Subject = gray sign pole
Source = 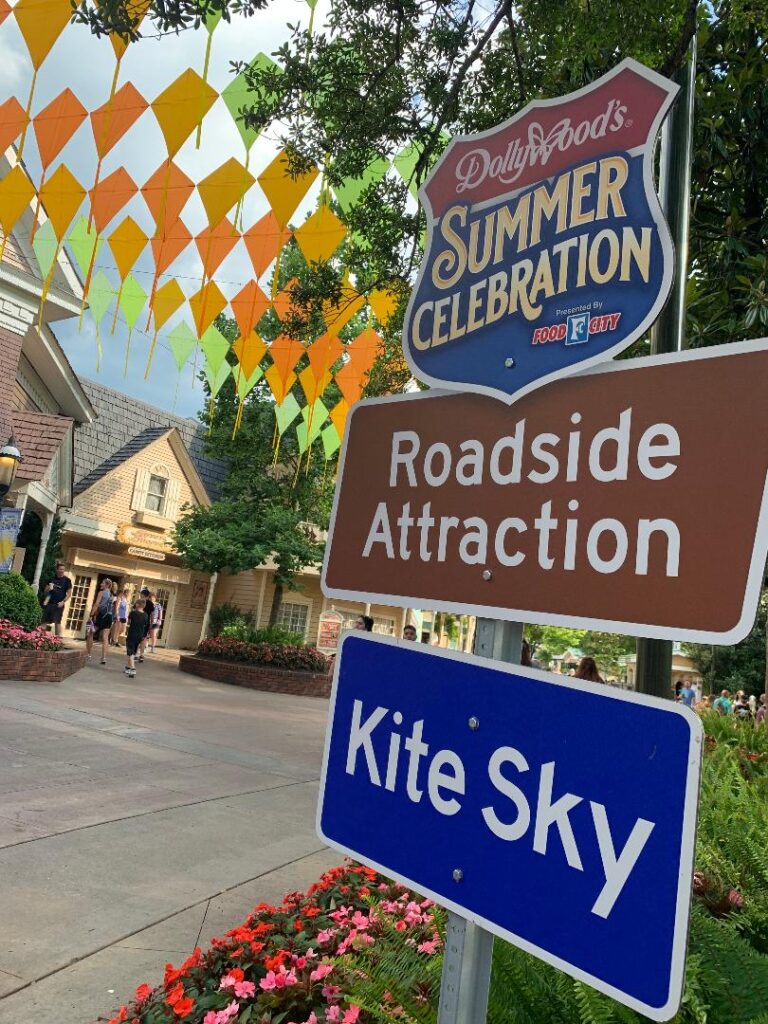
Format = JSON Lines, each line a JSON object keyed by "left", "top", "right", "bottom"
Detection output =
{"left": 635, "top": 36, "right": 696, "bottom": 699}
{"left": 437, "top": 619, "right": 523, "bottom": 1024}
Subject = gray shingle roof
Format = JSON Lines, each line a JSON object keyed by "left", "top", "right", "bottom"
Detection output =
{"left": 74, "top": 379, "right": 228, "bottom": 500}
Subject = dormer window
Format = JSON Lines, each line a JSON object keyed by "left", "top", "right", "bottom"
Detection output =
{"left": 146, "top": 473, "right": 167, "bottom": 514}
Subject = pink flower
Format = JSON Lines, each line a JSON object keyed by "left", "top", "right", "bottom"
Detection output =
{"left": 350, "top": 911, "right": 369, "bottom": 929}
{"left": 203, "top": 1014, "right": 217, "bottom": 1024}
{"left": 322, "top": 984, "right": 342, "bottom": 1001}
{"left": 394, "top": 920, "right": 407, "bottom": 931}
{"left": 317, "top": 928, "right": 336, "bottom": 945}
{"left": 216, "top": 1002, "right": 239, "bottom": 1024}
{"left": 728, "top": 888, "right": 744, "bottom": 908}
{"left": 310, "top": 963, "right": 333, "bottom": 982}
{"left": 233, "top": 980, "right": 255, "bottom": 998}
{"left": 326, "top": 1009, "right": 341, "bottom": 1023}
{"left": 418, "top": 938, "right": 440, "bottom": 955}
{"left": 259, "top": 966, "right": 297, "bottom": 991}
{"left": 342, "top": 1008, "right": 361, "bottom": 1024}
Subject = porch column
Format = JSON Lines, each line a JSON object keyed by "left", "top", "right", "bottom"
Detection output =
{"left": 31, "top": 510, "right": 54, "bottom": 591}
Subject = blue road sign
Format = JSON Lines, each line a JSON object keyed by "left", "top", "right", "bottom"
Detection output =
{"left": 317, "top": 634, "right": 702, "bottom": 1021}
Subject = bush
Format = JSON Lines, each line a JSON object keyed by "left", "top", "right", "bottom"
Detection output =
{"left": 0, "top": 572, "right": 42, "bottom": 629}
{"left": 207, "top": 602, "right": 254, "bottom": 638}
{"left": 0, "top": 619, "right": 63, "bottom": 650}
{"left": 221, "top": 623, "right": 306, "bottom": 647}
{"left": 198, "top": 635, "right": 329, "bottom": 672}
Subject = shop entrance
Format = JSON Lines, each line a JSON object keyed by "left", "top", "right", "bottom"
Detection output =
{"left": 137, "top": 579, "right": 176, "bottom": 647}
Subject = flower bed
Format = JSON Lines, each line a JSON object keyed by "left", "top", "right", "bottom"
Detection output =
{"left": 179, "top": 655, "right": 332, "bottom": 698}
{"left": 106, "top": 864, "right": 441, "bottom": 1024}
{"left": 0, "top": 619, "right": 64, "bottom": 650}
{"left": 198, "top": 636, "right": 329, "bottom": 673}
{"left": 0, "top": 620, "right": 84, "bottom": 682}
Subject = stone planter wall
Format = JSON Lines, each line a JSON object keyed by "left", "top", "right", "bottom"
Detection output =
{"left": 179, "top": 654, "right": 331, "bottom": 698}
{"left": 0, "top": 646, "right": 87, "bottom": 682}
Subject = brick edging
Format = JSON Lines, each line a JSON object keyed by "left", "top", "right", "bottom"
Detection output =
{"left": 179, "top": 654, "right": 331, "bottom": 698}
{"left": 0, "top": 646, "right": 87, "bottom": 682}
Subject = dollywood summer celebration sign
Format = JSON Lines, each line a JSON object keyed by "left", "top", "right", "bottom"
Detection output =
{"left": 403, "top": 58, "right": 679, "bottom": 403}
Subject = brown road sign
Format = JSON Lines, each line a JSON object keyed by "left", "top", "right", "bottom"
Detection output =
{"left": 322, "top": 339, "right": 768, "bottom": 643}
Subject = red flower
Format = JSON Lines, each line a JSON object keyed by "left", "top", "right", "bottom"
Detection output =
{"left": 173, "top": 996, "right": 195, "bottom": 1018}
{"left": 166, "top": 982, "right": 185, "bottom": 1006}
{"left": 134, "top": 983, "right": 153, "bottom": 1004}
{"left": 265, "top": 950, "right": 290, "bottom": 971}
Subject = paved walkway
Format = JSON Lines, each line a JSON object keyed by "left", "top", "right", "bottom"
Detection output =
{"left": 0, "top": 646, "right": 337, "bottom": 1023}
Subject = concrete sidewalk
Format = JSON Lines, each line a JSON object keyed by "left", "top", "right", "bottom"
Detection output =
{"left": 0, "top": 647, "right": 338, "bottom": 1023}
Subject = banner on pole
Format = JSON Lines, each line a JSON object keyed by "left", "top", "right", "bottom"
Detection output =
{"left": 0, "top": 508, "right": 23, "bottom": 573}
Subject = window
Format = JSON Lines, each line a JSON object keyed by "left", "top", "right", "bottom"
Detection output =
{"left": 276, "top": 602, "right": 309, "bottom": 637}
{"left": 145, "top": 474, "right": 167, "bottom": 514}
{"left": 65, "top": 575, "right": 92, "bottom": 632}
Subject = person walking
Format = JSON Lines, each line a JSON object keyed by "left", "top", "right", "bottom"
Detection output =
{"left": 679, "top": 681, "right": 696, "bottom": 708}
{"left": 124, "top": 598, "right": 148, "bottom": 679}
{"left": 757, "top": 694, "right": 767, "bottom": 725}
{"left": 138, "top": 588, "right": 154, "bottom": 662}
{"left": 148, "top": 593, "right": 163, "bottom": 652}
{"left": 41, "top": 562, "right": 72, "bottom": 636}
{"left": 574, "top": 656, "right": 604, "bottom": 683}
{"left": 111, "top": 587, "right": 130, "bottom": 647}
{"left": 712, "top": 689, "right": 733, "bottom": 716}
{"left": 86, "top": 579, "right": 114, "bottom": 665}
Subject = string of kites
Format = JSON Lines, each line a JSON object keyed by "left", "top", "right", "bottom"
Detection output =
{"left": 0, "top": 0, "right": 423, "bottom": 460}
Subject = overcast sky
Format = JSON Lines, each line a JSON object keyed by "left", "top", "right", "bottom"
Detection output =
{"left": 0, "top": 0, "right": 327, "bottom": 418}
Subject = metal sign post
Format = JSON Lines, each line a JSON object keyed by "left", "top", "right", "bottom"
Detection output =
{"left": 437, "top": 619, "right": 523, "bottom": 1024}
{"left": 636, "top": 37, "right": 696, "bottom": 699}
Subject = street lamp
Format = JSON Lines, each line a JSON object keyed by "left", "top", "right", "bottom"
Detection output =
{"left": 0, "top": 436, "right": 22, "bottom": 502}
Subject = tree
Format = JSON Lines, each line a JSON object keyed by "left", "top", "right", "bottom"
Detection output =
{"left": 173, "top": 315, "right": 333, "bottom": 624}
{"left": 685, "top": 594, "right": 767, "bottom": 697}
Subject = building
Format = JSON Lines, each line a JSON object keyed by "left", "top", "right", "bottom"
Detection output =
{"left": 54, "top": 378, "right": 410, "bottom": 651}
{"left": 0, "top": 149, "right": 96, "bottom": 583}
{"left": 622, "top": 643, "right": 702, "bottom": 690}
{"left": 57, "top": 379, "right": 226, "bottom": 648}
{"left": 550, "top": 648, "right": 584, "bottom": 673}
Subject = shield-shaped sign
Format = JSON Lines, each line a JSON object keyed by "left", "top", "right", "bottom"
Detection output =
{"left": 403, "top": 59, "right": 679, "bottom": 404}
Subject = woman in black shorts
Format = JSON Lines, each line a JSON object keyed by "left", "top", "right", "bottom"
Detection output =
{"left": 86, "top": 579, "right": 114, "bottom": 665}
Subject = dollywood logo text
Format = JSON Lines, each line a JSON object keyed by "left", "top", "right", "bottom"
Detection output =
{"left": 454, "top": 99, "right": 629, "bottom": 193}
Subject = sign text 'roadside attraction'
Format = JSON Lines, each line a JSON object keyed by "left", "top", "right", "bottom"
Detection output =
{"left": 323, "top": 340, "right": 768, "bottom": 644}
{"left": 318, "top": 635, "right": 703, "bottom": 1021}
{"left": 403, "top": 58, "right": 678, "bottom": 403}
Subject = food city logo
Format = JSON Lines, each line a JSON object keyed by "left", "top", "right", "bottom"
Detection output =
{"left": 532, "top": 310, "right": 621, "bottom": 346}
{"left": 403, "top": 59, "right": 679, "bottom": 404}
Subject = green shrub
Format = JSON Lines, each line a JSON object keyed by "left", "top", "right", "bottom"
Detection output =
{"left": 220, "top": 622, "right": 305, "bottom": 647}
{"left": 207, "top": 601, "right": 254, "bottom": 637}
{"left": 0, "top": 572, "right": 42, "bottom": 629}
